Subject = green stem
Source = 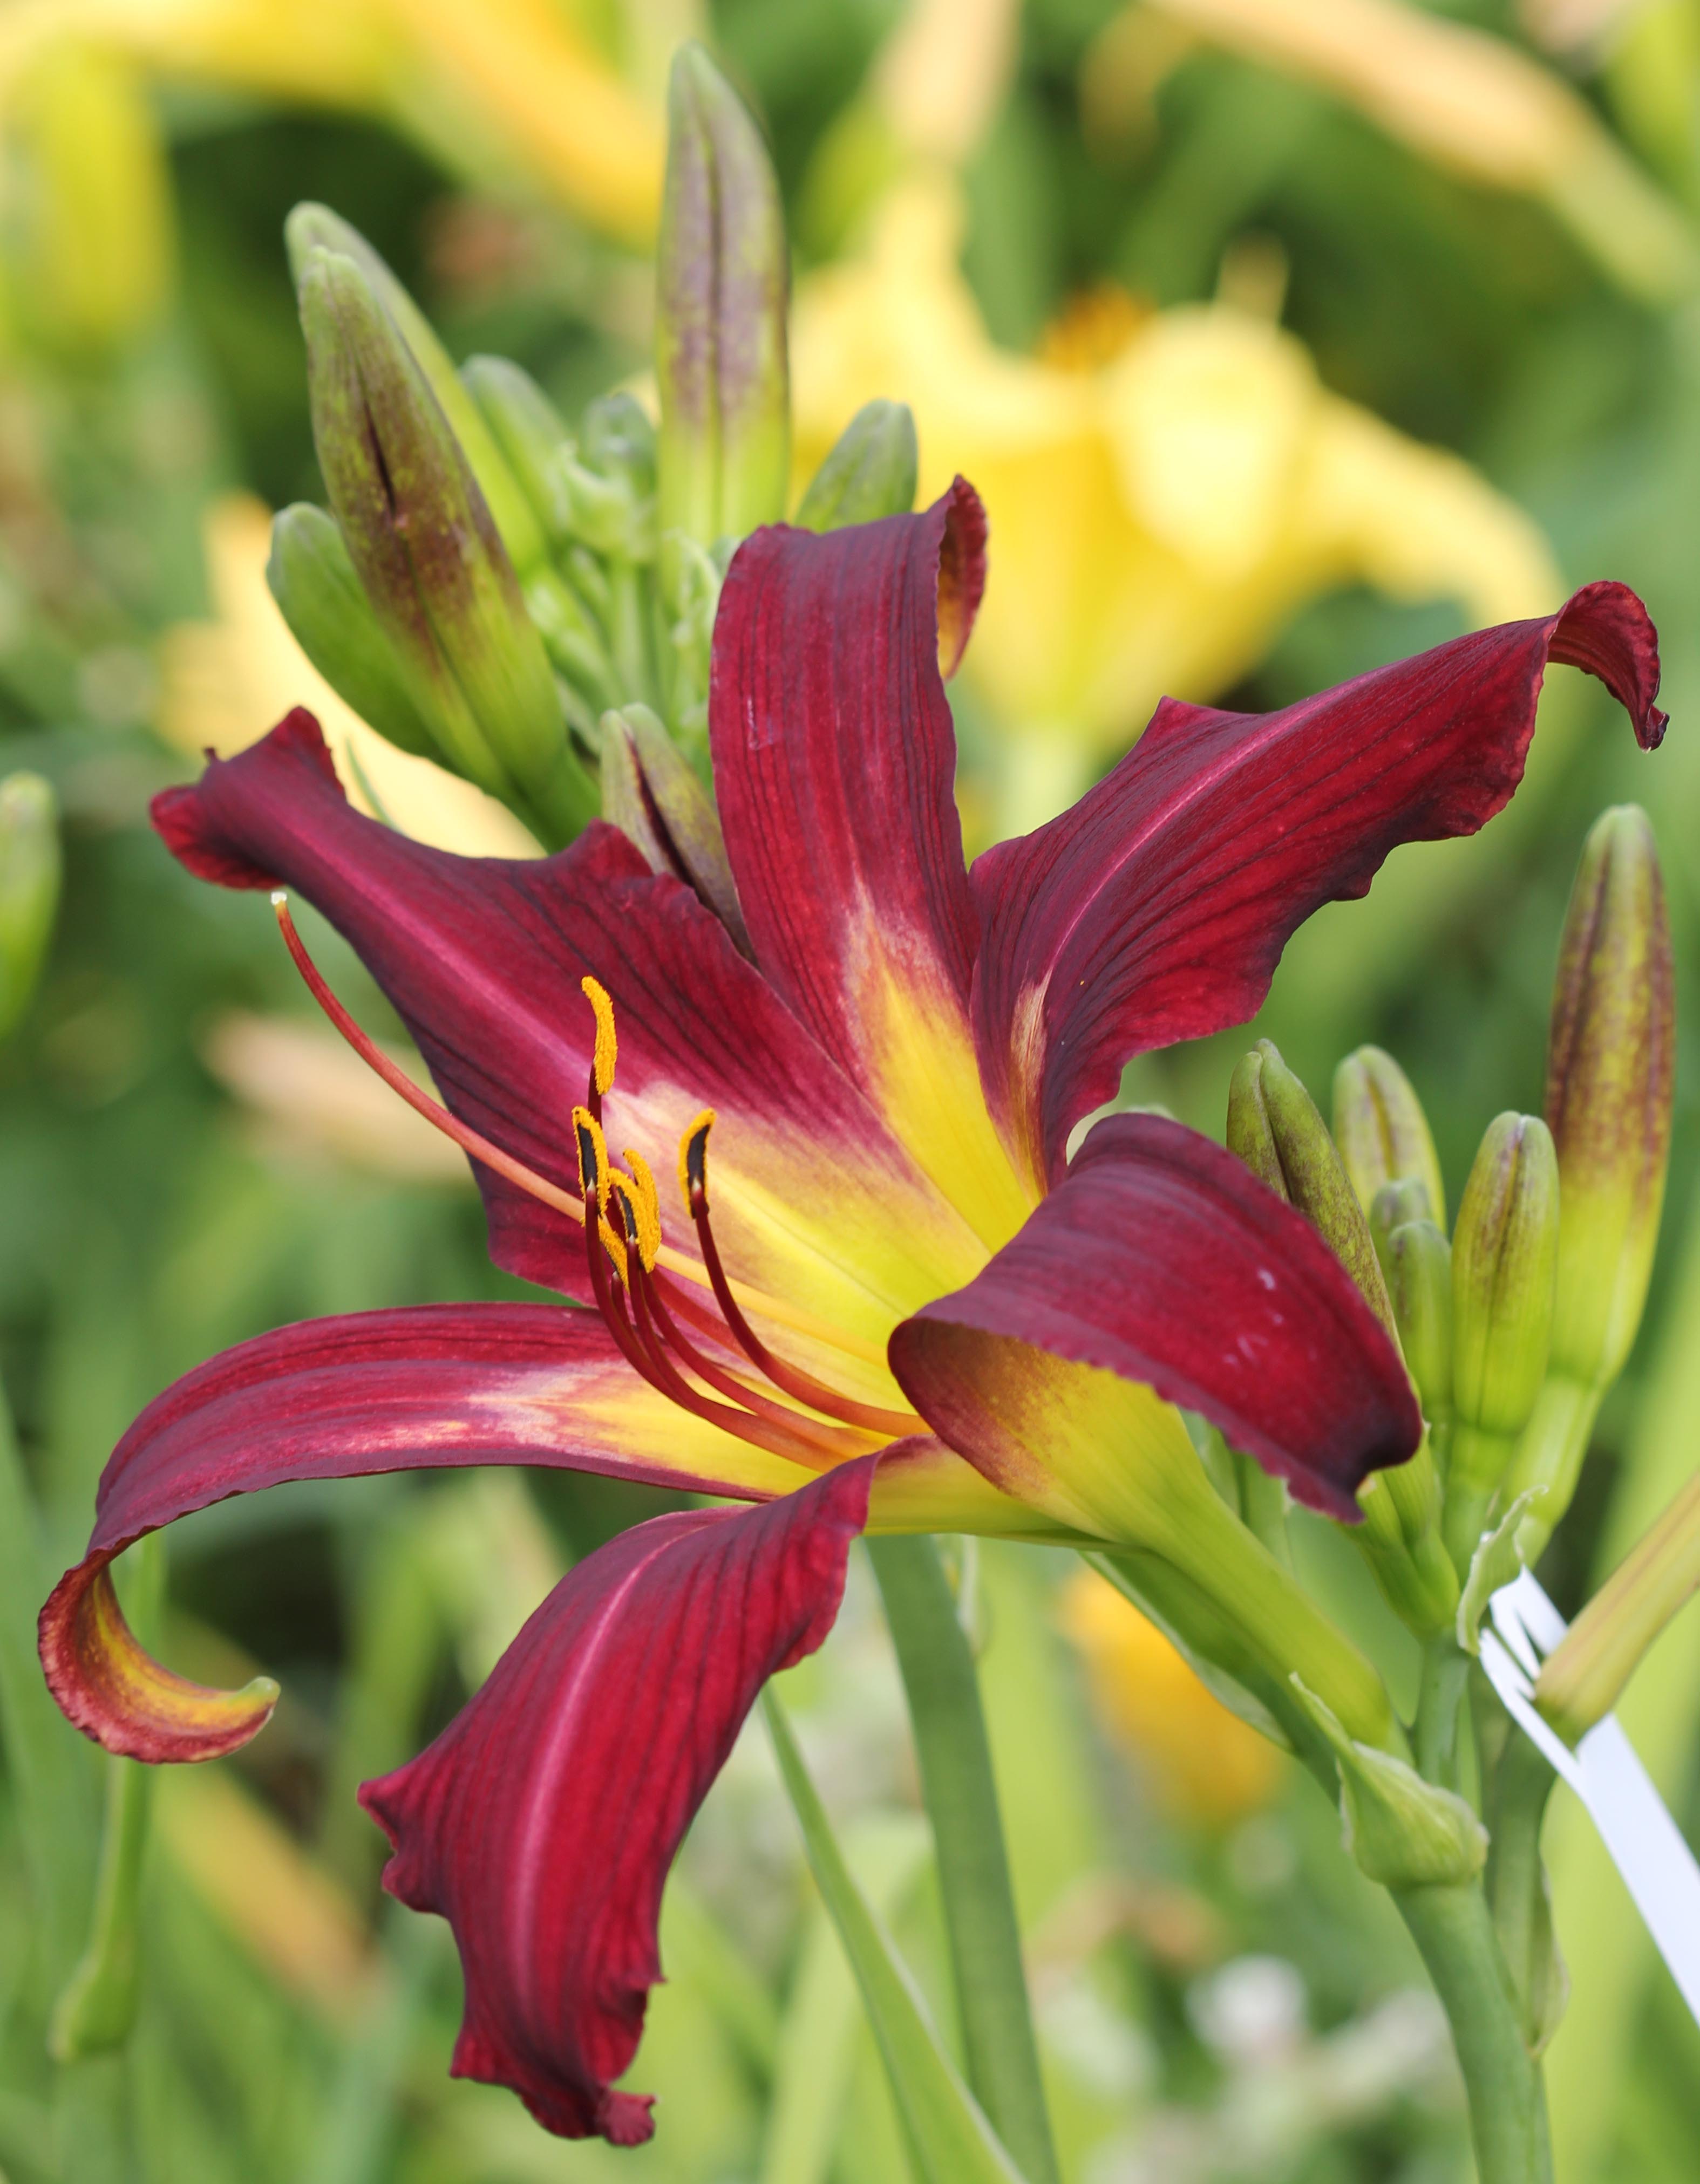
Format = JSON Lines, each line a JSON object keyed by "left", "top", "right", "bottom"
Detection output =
{"left": 49, "top": 1537, "right": 164, "bottom": 2060}
{"left": 1396, "top": 1881, "right": 1551, "bottom": 2184}
{"left": 867, "top": 1537, "right": 1059, "bottom": 2184}
{"left": 0, "top": 1374, "right": 96, "bottom": 1976}
{"left": 1415, "top": 1636, "right": 1473, "bottom": 1794}
{"left": 1486, "top": 1726, "right": 1562, "bottom": 2049}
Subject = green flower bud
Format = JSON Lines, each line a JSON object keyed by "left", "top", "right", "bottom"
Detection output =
{"left": 656, "top": 44, "right": 789, "bottom": 558}
{"left": 1536, "top": 1472, "right": 1700, "bottom": 1745}
{"left": 460, "top": 354, "right": 579, "bottom": 552}
{"left": 1291, "top": 1680, "right": 1487, "bottom": 1890}
{"left": 1384, "top": 1218, "right": 1453, "bottom": 1435}
{"left": 285, "top": 204, "right": 544, "bottom": 576}
{"left": 1355, "top": 1471, "right": 1459, "bottom": 1636}
{"left": 267, "top": 505, "right": 438, "bottom": 759}
{"left": 794, "top": 400, "right": 919, "bottom": 531}
{"left": 1446, "top": 1115, "right": 1558, "bottom": 1567}
{"left": 298, "top": 248, "right": 595, "bottom": 845}
{"left": 1230, "top": 1043, "right": 1452, "bottom": 1630}
{"left": 1506, "top": 808, "right": 1673, "bottom": 1558}
{"left": 1545, "top": 807, "right": 1673, "bottom": 1389}
{"left": 0, "top": 773, "right": 60, "bottom": 1038}
{"left": 1334, "top": 1045, "right": 1446, "bottom": 1229}
{"left": 567, "top": 394, "right": 659, "bottom": 564}
{"left": 1369, "top": 1177, "right": 1434, "bottom": 1284}
{"left": 600, "top": 704, "right": 749, "bottom": 949}
{"left": 1229, "top": 1040, "right": 1395, "bottom": 1336}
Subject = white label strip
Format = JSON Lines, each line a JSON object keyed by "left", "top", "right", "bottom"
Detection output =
{"left": 1480, "top": 1569, "right": 1700, "bottom": 2025}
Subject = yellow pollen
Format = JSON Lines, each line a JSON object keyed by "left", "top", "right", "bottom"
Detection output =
{"left": 678, "top": 1109, "right": 716, "bottom": 1217}
{"left": 620, "top": 1149, "right": 663, "bottom": 1271}
{"left": 572, "top": 1104, "right": 612, "bottom": 1209}
{"left": 581, "top": 977, "right": 617, "bottom": 1096}
{"left": 603, "top": 1179, "right": 642, "bottom": 1284}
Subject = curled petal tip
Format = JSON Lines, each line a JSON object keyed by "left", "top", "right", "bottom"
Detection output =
{"left": 936, "top": 476, "right": 987, "bottom": 679}
{"left": 1551, "top": 581, "right": 1667, "bottom": 749}
{"left": 39, "top": 1554, "right": 279, "bottom": 1764}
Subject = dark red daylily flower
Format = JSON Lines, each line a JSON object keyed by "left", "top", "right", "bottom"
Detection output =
{"left": 39, "top": 479, "right": 1662, "bottom": 2141}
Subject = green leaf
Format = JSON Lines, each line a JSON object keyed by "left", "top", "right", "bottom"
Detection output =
{"left": 759, "top": 1810, "right": 929, "bottom": 2184}
{"left": 761, "top": 1690, "right": 1032, "bottom": 2184}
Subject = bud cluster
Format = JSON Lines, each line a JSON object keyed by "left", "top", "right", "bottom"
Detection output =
{"left": 1221, "top": 807, "right": 1673, "bottom": 1659}
{"left": 268, "top": 45, "right": 921, "bottom": 853}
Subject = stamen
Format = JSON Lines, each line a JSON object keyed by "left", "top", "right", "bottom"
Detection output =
{"left": 270, "top": 892, "right": 586, "bottom": 1228}
{"left": 581, "top": 976, "right": 617, "bottom": 1102}
{"left": 270, "top": 892, "right": 886, "bottom": 1364}
{"left": 679, "top": 1109, "right": 716, "bottom": 1217}
{"left": 572, "top": 1105, "right": 613, "bottom": 1210}
{"left": 673, "top": 1116, "right": 924, "bottom": 1439}
{"left": 617, "top": 1151, "right": 662, "bottom": 1272}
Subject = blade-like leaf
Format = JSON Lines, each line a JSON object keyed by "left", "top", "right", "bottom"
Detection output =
{"left": 761, "top": 1690, "right": 1031, "bottom": 2184}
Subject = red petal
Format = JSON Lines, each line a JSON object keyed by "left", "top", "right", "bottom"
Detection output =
{"left": 971, "top": 583, "right": 1666, "bottom": 1187}
{"left": 711, "top": 486, "right": 1029, "bottom": 1242}
{"left": 890, "top": 1113, "right": 1422, "bottom": 1520}
{"left": 151, "top": 711, "right": 988, "bottom": 1332}
{"left": 40, "top": 1304, "right": 816, "bottom": 1762}
{"left": 359, "top": 1457, "right": 876, "bottom": 2142}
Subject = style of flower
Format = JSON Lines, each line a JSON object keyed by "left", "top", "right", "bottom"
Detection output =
{"left": 38, "top": 482, "right": 1662, "bottom": 2143}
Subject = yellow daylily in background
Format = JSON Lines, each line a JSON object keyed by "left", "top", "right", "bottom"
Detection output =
{"left": 792, "top": 174, "right": 1562, "bottom": 830}
{"left": 0, "top": 0, "right": 669, "bottom": 245}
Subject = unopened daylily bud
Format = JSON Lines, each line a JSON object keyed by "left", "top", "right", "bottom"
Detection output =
{"left": 794, "top": 400, "right": 919, "bottom": 531}
{"left": 1369, "top": 1178, "right": 1434, "bottom": 1282}
{"left": 600, "top": 705, "right": 749, "bottom": 950}
{"left": 1356, "top": 1470, "right": 1458, "bottom": 1635}
{"left": 1383, "top": 1219, "right": 1452, "bottom": 1435}
{"left": 560, "top": 394, "right": 658, "bottom": 564}
{"left": 0, "top": 773, "right": 60, "bottom": 1037}
{"left": 1334, "top": 1046, "right": 1446, "bottom": 1230}
{"left": 1544, "top": 807, "right": 1673, "bottom": 1389}
{"left": 267, "top": 505, "right": 438, "bottom": 759}
{"left": 1536, "top": 1472, "right": 1700, "bottom": 1745}
{"left": 1291, "top": 1680, "right": 1487, "bottom": 1890}
{"left": 1229, "top": 1045, "right": 1452, "bottom": 1629}
{"left": 460, "top": 354, "right": 579, "bottom": 553}
{"left": 285, "top": 204, "right": 545, "bottom": 576}
{"left": 656, "top": 44, "right": 789, "bottom": 555}
{"left": 1506, "top": 808, "right": 1674, "bottom": 1556}
{"left": 1447, "top": 1115, "right": 1559, "bottom": 1568}
{"left": 298, "top": 248, "right": 595, "bottom": 845}
{"left": 1229, "top": 1042, "right": 1394, "bottom": 1336}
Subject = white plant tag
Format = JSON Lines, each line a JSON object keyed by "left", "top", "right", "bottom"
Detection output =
{"left": 1479, "top": 1569, "right": 1700, "bottom": 2026}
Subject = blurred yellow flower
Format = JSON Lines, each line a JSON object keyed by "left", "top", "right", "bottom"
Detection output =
{"left": 158, "top": 492, "right": 539, "bottom": 859}
{"left": 0, "top": 0, "right": 665, "bottom": 244}
{"left": 0, "top": 37, "right": 174, "bottom": 358}
{"left": 201, "top": 1009, "right": 470, "bottom": 1182}
{"left": 1059, "top": 1568, "right": 1283, "bottom": 1826}
{"left": 791, "top": 175, "right": 1562, "bottom": 830}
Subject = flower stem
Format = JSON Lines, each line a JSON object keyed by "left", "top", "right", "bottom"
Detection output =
{"left": 1486, "top": 1725, "right": 1562, "bottom": 2048}
{"left": 1395, "top": 1880, "right": 1552, "bottom": 2184}
{"left": 1415, "top": 1635, "right": 1473, "bottom": 1794}
{"left": 867, "top": 1536, "right": 1059, "bottom": 2184}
